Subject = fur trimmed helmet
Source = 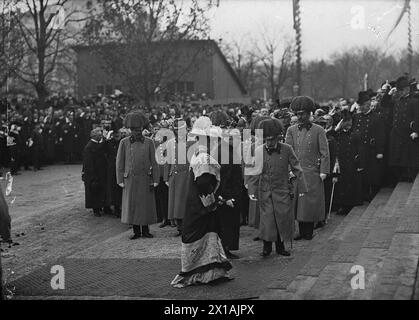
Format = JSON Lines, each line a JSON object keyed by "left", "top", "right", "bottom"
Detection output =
{"left": 290, "top": 96, "right": 315, "bottom": 113}
{"left": 124, "top": 111, "right": 148, "bottom": 129}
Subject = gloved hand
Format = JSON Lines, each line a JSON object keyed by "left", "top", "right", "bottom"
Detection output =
{"left": 118, "top": 183, "right": 125, "bottom": 188}
{"left": 226, "top": 199, "right": 235, "bottom": 208}
{"left": 410, "top": 132, "right": 418, "bottom": 140}
{"left": 320, "top": 173, "right": 327, "bottom": 181}
{"left": 376, "top": 154, "right": 384, "bottom": 159}
{"left": 248, "top": 194, "right": 257, "bottom": 201}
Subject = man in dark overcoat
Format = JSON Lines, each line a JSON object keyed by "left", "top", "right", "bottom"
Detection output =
{"left": 352, "top": 91, "right": 386, "bottom": 201}
{"left": 82, "top": 128, "right": 107, "bottom": 216}
{"left": 388, "top": 76, "right": 419, "bottom": 181}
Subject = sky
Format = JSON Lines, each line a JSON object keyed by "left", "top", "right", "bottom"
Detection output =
{"left": 208, "top": 0, "right": 418, "bottom": 61}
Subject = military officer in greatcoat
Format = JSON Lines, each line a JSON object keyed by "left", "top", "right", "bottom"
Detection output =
{"left": 352, "top": 91, "right": 386, "bottom": 201}
{"left": 286, "top": 96, "right": 330, "bottom": 241}
{"left": 116, "top": 111, "right": 159, "bottom": 239}
{"left": 248, "top": 118, "right": 307, "bottom": 256}
{"left": 388, "top": 76, "right": 419, "bottom": 181}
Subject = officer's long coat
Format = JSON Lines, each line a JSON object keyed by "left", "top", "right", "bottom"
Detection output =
{"left": 334, "top": 130, "right": 364, "bottom": 207}
{"left": 243, "top": 137, "right": 261, "bottom": 229}
{"left": 389, "top": 93, "right": 419, "bottom": 168}
{"left": 285, "top": 123, "right": 330, "bottom": 223}
{"left": 247, "top": 143, "right": 307, "bottom": 243}
{"left": 116, "top": 136, "right": 159, "bottom": 226}
{"left": 352, "top": 110, "right": 386, "bottom": 186}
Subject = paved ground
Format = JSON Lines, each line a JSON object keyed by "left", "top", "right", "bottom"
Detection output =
{"left": 4, "top": 164, "right": 413, "bottom": 300}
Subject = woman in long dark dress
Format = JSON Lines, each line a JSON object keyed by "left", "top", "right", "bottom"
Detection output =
{"left": 171, "top": 117, "right": 232, "bottom": 288}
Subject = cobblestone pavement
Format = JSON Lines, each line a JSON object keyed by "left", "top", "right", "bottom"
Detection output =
{"left": 1, "top": 164, "right": 349, "bottom": 299}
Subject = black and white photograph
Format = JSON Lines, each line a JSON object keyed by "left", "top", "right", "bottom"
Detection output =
{"left": 1, "top": 0, "right": 419, "bottom": 307}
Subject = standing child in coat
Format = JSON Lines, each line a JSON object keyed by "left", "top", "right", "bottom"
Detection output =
{"left": 247, "top": 118, "right": 307, "bottom": 257}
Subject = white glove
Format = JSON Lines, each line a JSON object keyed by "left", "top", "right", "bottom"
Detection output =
{"left": 410, "top": 132, "right": 418, "bottom": 140}
{"left": 118, "top": 183, "right": 125, "bottom": 188}
{"left": 357, "top": 168, "right": 364, "bottom": 172}
{"left": 153, "top": 182, "right": 159, "bottom": 187}
{"left": 199, "top": 193, "right": 216, "bottom": 208}
{"left": 376, "top": 154, "right": 384, "bottom": 159}
{"left": 248, "top": 194, "right": 257, "bottom": 201}
{"left": 244, "top": 184, "right": 248, "bottom": 190}
{"left": 320, "top": 173, "right": 327, "bottom": 181}
{"left": 332, "top": 177, "right": 338, "bottom": 184}
{"left": 299, "top": 193, "right": 305, "bottom": 197}
{"left": 165, "top": 181, "right": 169, "bottom": 187}
{"left": 226, "top": 199, "right": 235, "bottom": 208}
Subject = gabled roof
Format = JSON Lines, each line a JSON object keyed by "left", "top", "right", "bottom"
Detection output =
{"left": 73, "top": 39, "right": 247, "bottom": 95}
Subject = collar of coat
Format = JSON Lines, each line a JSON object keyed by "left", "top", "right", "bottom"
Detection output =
{"left": 298, "top": 122, "right": 313, "bottom": 131}
{"left": 265, "top": 142, "right": 281, "bottom": 155}
{"left": 130, "top": 134, "right": 144, "bottom": 143}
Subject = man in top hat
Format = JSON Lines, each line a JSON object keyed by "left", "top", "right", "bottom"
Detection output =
{"left": 352, "top": 91, "right": 386, "bottom": 201}
{"left": 388, "top": 76, "right": 419, "bottom": 181}
{"left": 286, "top": 96, "right": 330, "bottom": 241}
{"left": 116, "top": 111, "right": 159, "bottom": 239}
{"left": 247, "top": 118, "right": 307, "bottom": 256}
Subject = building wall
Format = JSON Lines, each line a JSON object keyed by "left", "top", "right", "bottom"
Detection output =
{"left": 76, "top": 41, "right": 249, "bottom": 104}
{"left": 212, "top": 50, "right": 249, "bottom": 102}
{"left": 76, "top": 49, "right": 125, "bottom": 99}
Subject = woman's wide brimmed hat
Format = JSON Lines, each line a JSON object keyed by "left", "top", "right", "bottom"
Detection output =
{"left": 189, "top": 116, "right": 222, "bottom": 138}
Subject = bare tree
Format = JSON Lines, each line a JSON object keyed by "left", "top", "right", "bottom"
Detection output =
{"left": 82, "top": 0, "right": 217, "bottom": 107}
{"left": 15, "top": 0, "right": 88, "bottom": 108}
{"left": 252, "top": 31, "right": 294, "bottom": 100}
{"left": 220, "top": 37, "right": 258, "bottom": 96}
{"left": 0, "top": 0, "right": 24, "bottom": 91}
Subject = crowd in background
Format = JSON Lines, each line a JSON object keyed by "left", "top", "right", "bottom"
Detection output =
{"left": 1, "top": 75, "right": 419, "bottom": 206}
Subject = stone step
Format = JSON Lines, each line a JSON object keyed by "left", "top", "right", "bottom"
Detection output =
{"left": 372, "top": 174, "right": 419, "bottom": 300}
{"left": 302, "top": 186, "right": 402, "bottom": 300}
{"left": 261, "top": 189, "right": 391, "bottom": 299}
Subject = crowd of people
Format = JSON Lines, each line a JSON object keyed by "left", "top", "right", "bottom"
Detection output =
{"left": 1, "top": 74, "right": 419, "bottom": 289}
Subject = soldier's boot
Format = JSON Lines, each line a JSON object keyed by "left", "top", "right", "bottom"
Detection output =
{"left": 275, "top": 236, "right": 290, "bottom": 256}
{"left": 130, "top": 225, "right": 141, "bottom": 240}
{"left": 141, "top": 225, "right": 153, "bottom": 238}
{"left": 260, "top": 241, "right": 272, "bottom": 257}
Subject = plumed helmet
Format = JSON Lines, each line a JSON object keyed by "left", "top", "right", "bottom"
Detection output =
{"left": 290, "top": 96, "right": 315, "bottom": 113}
{"left": 258, "top": 118, "right": 283, "bottom": 138}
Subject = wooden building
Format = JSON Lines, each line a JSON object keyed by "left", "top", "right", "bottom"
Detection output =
{"left": 74, "top": 40, "right": 250, "bottom": 105}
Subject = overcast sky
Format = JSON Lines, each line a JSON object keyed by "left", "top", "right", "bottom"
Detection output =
{"left": 208, "top": 0, "right": 418, "bottom": 61}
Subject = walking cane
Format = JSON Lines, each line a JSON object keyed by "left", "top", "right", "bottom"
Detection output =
{"left": 327, "top": 179, "right": 336, "bottom": 222}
